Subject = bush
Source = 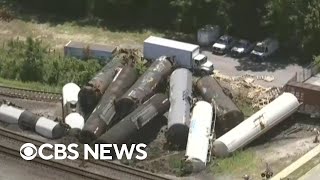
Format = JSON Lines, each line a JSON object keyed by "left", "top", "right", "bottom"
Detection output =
{"left": 0, "top": 37, "right": 102, "bottom": 86}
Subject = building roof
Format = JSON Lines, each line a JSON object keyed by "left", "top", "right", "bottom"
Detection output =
{"left": 65, "top": 41, "right": 117, "bottom": 53}
{"left": 144, "top": 36, "right": 199, "bottom": 52}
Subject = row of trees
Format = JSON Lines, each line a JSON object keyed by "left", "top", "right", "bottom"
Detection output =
{"left": 13, "top": 0, "right": 320, "bottom": 57}
{"left": 0, "top": 37, "right": 102, "bottom": 86}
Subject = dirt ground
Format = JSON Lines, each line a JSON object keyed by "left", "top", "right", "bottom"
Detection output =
{"left": 0, "top": 18, "right": 147, "bottom": 52}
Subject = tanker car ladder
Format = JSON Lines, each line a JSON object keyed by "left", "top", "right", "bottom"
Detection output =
{"left": 207, "top": 98, "right": 218, "bottom": 163}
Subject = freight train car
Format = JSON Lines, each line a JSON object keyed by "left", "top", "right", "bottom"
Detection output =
{"left": 0, "top": 104, "right": 66, "bottom": 139}
{"left": 62, "top": 83, "right": 84, "bottom": 135}
{"left": 97, "top": 93, "right": 170, "bottom": 144}
{"left": 115, "top": 56, "right": 173, "bottom": 119}
{"left": 212, "top": 93, "right": 300, "bottom": 157}
{"left": 185, "top": 101, "right": 213, "bottom": 172}
{"left": 62, "top": 82, "right": 81, "bottom": 117}
{"left": 195, "top": 76, "right": 244, "bottom": 135}
{"left": 80, "top": 66, "right": 138, "bottom": 143}
{"left": 167, "top": 68, "right": 192, "bottom": 146}
{"left": 78, "top": 59, "right": 123, "bottom": 117}
{"left": 65, "top": 113, "right": 85, "bottom": 135}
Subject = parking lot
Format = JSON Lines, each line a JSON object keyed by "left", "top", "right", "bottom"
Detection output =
{"left": 202, "top": 50, "right": 304, "bottom": 87}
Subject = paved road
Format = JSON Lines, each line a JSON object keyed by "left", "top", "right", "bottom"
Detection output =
{"left": 298, "top": 163, "right": 320, "bottom": 180}
{"left": 202, "top": 50, "right": 304, "bottom": 87}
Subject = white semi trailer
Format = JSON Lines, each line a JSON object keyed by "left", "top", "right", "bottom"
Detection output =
{"left": 143, "top": 36, "right": 214, "bottom": 75}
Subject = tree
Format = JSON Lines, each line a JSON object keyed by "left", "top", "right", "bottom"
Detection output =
{"left": 20, "top": 37, "right": 46, "bottom": 82}
{"left": 303, "top": 0, "right": 320, "bottom": 55}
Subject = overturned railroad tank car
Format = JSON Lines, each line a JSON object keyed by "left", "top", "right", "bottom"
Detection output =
{"left": 62, "top": 82, "right": 81, "bottom": 119}
{"left": 78, "top": 58, "right": 123, "bottom": 117}
{"left": 195, "top": 76, "right": 244, "bottom": 134}
{"left": 0, "top": 104, "right": 66, "bottom": 139}
{"left": 80, "top": 66, "right": 138, "bottom": 143}
{"left": 65, "top": 112, "right": 85, "bottom": 135}
{"left": 185, "top": 101, "right": 213, "bottom": 173}
{"left": 167, "top": 68, "right": 192, "bottom": 147}
{"left": 115, "top": 56, "right": 173, "bottom": 119}
{"left": 97, "top": 93, "right": 169, "bottom": 144}
{"left": 62, "top": 83, "right": 84, "bottom": 135}
{"left": 212, "top": 92, "right": 300, "bottom": 157}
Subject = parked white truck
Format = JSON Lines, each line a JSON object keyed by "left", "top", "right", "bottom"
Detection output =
{"left": 250, "top": 38, "right": 279, "bottom": 60}
{"left": 143, "top": 36, "right": 214, "bottom": 75}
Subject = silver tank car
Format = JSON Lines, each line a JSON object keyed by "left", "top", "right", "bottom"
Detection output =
{"left": 167, "top": 68, "right": 192, "bottom": 146}
{"left": 0, "top": 104, "right": 66, "bottom": 139}
{"left": 212, "top": 93, "right": 300, "bottom": 157}
{"left": 78, "top": 58, "right": 123, "bottom": 117}
{"left": 185, "top": 101, "right": 213, "bottom": 173}
{"left": 116, "top": 56, "right": 173, "bottom": 119}
{"left": 0, "top": 104, "right": 24, "bottom": 124}
{"left": 80, "top": 66, "right": 138, "bottom": 143}
{"left": 195, "top": 76, "right": 244, "bottom": 135}
{"left": 97, "top": 93, "right": 169, "bottom": 144}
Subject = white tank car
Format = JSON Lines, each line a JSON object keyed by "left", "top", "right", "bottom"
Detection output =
{"left": 65, "top": 112, "right": 85, "bottom": 132}
{"left": 62, "top": 82, "right": 81, "bottom": 118}
{"left": 167, "top": 68, "right": 192, "bottom": 146}
{"left": 34, "top": 117, "right": 65, "bottom": 139}
{"left": 0, "top": 104, "right": 66, "bottom": 139}
{"left": 185, "top": 101, "right": 213, "bottom": 171}
{"left": 0, "top": 104, "right": 24, "bottom": 124}
{"left": 212, "top": 93, "right": 300, "bottom": 157}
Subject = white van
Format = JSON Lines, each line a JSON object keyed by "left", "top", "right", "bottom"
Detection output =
{"left": 250, "top": 38, "right": 279, "bottom": 60}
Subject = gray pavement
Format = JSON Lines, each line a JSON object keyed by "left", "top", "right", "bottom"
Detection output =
{"left": 202, "top": 50, "right": 304, "bottom": 87}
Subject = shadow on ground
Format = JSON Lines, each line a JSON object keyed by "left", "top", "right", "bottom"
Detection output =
{"left": 235, "top": 51, "right": 309, "bottom": 72}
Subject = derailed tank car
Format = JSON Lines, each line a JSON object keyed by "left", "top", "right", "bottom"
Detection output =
{"left": 212, "top": 93, "right": 300, "bottom": 157}
{"left": 195, "top": 76, "right": 244, "bottom": 134}
{"left": 78, "top": 58, "right": 123, "bottom": 117}
{"left": 116, "top": 56, "right": 173, "bottom": 119}
{"left": 167, "top": 68, "right": 192, "bottom": 146}
{"left": 0, "top": 103, "right": 24, "bottom": 124}
{"left": 62, "top": 82, "right": 81, "bottom": 118}
{"left": 80, "top": 66, "right": 138, "bottom": 143}
{"left": 65, "top": 113, "right": 85, "bottom": 135}
{"left": 0, "top": 104, "right": 66, "bottom": 139}
{"left": 185, "top": 101, "right": 213, "bottom": 172}
{"left": 97, "top": 93, "right": 169, "bottom": 144}
{"left": 62, "top": 83, "right": 84, "bottom": 135}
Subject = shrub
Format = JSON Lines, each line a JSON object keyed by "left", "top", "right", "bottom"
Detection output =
{"left": 0, "top": 37, "right": 102, "bottom": 86}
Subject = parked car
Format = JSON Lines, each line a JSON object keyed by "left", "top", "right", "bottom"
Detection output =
{"left": 230, "top": 39, "right": 255, "bottom": 57}
{"left": 212, "top": 35, "right": 236, "bottom": 55}
{"left": 250, "top": 38, "right": 279, "bottom": 60}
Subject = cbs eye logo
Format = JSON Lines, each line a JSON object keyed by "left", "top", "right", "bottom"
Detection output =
{"left": 20, "top": 143, "right": 37, "bottom": 160}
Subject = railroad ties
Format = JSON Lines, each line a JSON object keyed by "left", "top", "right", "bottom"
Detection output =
{"left": 0, "top": 85, "right": 62, "bottom": 102}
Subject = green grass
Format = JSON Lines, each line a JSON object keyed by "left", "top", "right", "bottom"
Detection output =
{"left": 0, "top": 19, "right": 165, "bottom": 48}
{"left": 0, "top": 77, "right": 61, "bottom": 93}
{"left": 237, "top": 101, "right": 258, "bottom": 118}
{"left": 168, "top": 153, "right": 185, "bottom": 170}
{"left": 211, "top": 150, "right": 260, "bottom": 175}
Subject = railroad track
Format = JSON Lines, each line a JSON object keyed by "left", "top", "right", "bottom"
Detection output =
{"left": 0, "top": 85, "right": 62, "bottom": 102}
{"left": 0, "top": 127, "right": 170, "bottom": 180}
